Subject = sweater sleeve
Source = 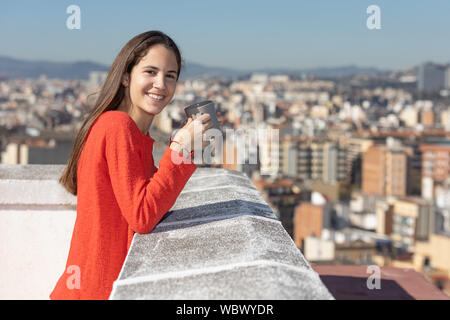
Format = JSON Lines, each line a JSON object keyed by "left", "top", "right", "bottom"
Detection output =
{"left": 105, "top": 120, "right": 197, "bottom": 234}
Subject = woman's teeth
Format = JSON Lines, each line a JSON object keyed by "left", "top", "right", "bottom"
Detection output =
{"left": 147, "top": 93, "right": 164, "bottom": 100}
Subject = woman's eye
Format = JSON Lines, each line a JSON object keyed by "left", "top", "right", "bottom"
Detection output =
{"left": 145, "top": 71, "right": 175, "bottom": 79}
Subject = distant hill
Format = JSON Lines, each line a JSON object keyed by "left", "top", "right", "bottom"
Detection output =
{"left": 0, "top": 55, "right": 388, "bottom": 80}
{"left": 181, "top": 62, "right": 247, "bottom": 79}
{"left": 0, "top": 56, "right": 109, "bottom": 79}
{"left": 299, "top": 65, "right": 387, "bottom": 78}
{"left": 182, "top": 63, "right": 388, "bottom": 79}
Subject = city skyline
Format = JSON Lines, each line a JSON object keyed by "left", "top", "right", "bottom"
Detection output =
{"left": 1, "top": 1, "right": 450, "bottom": 71}
{"left": 1, "top": 42, "right": 450, "bottom": 298}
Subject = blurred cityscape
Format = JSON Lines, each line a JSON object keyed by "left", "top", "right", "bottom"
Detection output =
{"left": 1, "top": 61, "right": 449, "bottom": 296}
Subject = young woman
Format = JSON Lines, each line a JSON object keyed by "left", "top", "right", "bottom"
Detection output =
{"left": 50, "top": 30, "right": 213, "bottom": 300}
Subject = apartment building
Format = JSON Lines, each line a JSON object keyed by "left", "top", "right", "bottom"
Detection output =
{"left": 420, "top": 142, "right": 450, "bottom": 199}
{"left": 281, "top": 137, "right": 346, "bottom": 184}
{"left": 362, "top": 145, "right": 412, "bottom": 197}
{"left": 391, "top": 198, "right": 434, "bottom": 250}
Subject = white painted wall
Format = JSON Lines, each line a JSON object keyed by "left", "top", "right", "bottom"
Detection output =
{"left": 0, "top": 165, "right": 76, "bottom": 299}
{"left": 0, "top": 209, "right": 75, "bottom": 299}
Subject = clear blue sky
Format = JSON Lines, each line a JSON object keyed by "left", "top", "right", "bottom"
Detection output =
{"left": 1, "top": 0, "right": 449, "bottom": 70}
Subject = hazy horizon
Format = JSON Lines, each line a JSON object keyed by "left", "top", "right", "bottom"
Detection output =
{"left": 1, "top": 1, "right": 450, "bottom": 71}
{"left": 0, "top": 54, "right": 412, "bottom": 72}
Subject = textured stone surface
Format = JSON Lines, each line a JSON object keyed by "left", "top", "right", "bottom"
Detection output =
{"left": 174, "top": 186, "right": 268, "bottom": 209}
{"left": 111, "top": 264, "right": 333, "bottom": 300}
{"left": 183, "top": 173, "right": 257, "bottom": 191}
{"left": 155, "top": 172, "right": 278, "bottom": 230}
{"left": 157, "top": 198, "right": 277, "bottom": 232}
{"left": 119, "top": 216, "right": 310, "bottom": 280}
{"left": 0, "top": 164, "right": 65, "bottom": 180}
{"left": 0, "top": 165, "right": 76, "bottom": 205}
{"left": 190, "top": 167, "right": 248, "bottom": 178}
{"left": 110, "top": 168, "right": 334, "bottom": 300}
{"left": 0, "top": 165, "right": 333, "bottom": 299}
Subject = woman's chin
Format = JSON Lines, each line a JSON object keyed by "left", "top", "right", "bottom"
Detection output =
{"left": 144, "top": 95, "right": 166, "bottom": 112}
{"left": 142, "top": 104, "right": 164, "bottom": 115}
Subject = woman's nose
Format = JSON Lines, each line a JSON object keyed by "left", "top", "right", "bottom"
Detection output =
{"left": 153, "top": 73, "right": 166, "bottom": 89}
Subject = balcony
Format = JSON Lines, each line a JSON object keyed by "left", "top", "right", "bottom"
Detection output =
{"left": 0, "top": 164, "right": 333, "bottom": 300}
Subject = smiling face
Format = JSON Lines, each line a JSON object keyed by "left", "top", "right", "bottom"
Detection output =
{"left": 121, "top": 44, "right": 179, "bottom": 121}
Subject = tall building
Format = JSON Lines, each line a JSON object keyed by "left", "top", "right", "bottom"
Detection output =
{"left": 376, "top": 200, "right": 394, "bottom": 236}
{"left": 322, "top": 142, "right": 347, "bottom": 183}
{"left": 362, "top": 144, "right": 412, "bottom": 197}
{"left": 280, "top": 137, "right": 346, "bottom": 184}
{"left": 345, "top": 137, "right": 374, "bottom": 186}
{"left": 446, "top": 66, "right": 450, "bottom": 89}
{"left": 252, "top": 177, "right": 305, "bottom": 238}
{"left": 281, "top": 135, "right": 298, "bottom": 177}
{"left": 421, "top": 143, "right": 450, "bottom": 183}
{"left": 420, "top": 142, "right": 450, "bottom": 199}
{"left": 421, "top": 109, "right": 435, "bottom": 127}
{"left": 218, "top": 129, "right": 260, "bottom": 178}
{"left": 417, "top": 62, "right": 447, "bottom": 92}
{"left": 362, "top": 146, "right": 386, "bottom": 196}
{"left": 298, "top": 141, "right": 312, "bottom": 181}
{"left": 293, "top": 202, "right": 325, "bottom": 250}
{"left": 385, "top": 150, "right": 409, "bottom": 196}
{"left": 391, "top": 198, "right": 434, "bottom": 251}
{"left": 441, "top": 108, "right": 450, "bottom": 131}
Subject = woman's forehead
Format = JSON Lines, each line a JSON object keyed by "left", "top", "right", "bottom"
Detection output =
{"left": 137, "top": 44, "right": 178, "bottom": 70}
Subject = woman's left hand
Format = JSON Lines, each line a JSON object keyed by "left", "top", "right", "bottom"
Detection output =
{"left": 181, "top": 111, "right": 224, "bottom": 127}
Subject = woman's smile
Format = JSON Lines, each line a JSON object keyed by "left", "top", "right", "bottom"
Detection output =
{"left": 146, "top": 93, "right": 165, "bottom": 101}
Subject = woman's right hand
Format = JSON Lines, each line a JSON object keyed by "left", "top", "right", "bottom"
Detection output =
{"left": 170, "top": 113, "right": 213, "bottom": 154}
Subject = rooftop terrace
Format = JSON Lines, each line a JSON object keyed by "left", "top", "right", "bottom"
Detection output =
{"left": 1, "top": 164, "right": 447, "bottom": 300}
{"left": 0, "top": 164, "right": 333, "bottom": 299}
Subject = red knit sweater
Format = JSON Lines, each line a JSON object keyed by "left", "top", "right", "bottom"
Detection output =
{"left": 50, "top": 110, "right": 197, "bottom": 300}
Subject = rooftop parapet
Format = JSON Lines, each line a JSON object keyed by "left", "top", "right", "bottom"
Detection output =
{"left": 110, "top": 168, "right": 333, "bottom": 299}
{"left": 0, "top": 165, "right": 333, "bottom": 300}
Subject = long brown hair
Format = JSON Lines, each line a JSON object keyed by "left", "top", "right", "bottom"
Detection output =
{"left": 59, "top": 30, "right": 183, "bottom": 195}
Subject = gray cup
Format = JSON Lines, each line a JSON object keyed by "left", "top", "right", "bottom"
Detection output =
{"left": 184, "top": 100, "right": 221, "bottom": 133}
{"left": 184, "top": 100, "right": 222, "bottom": 161}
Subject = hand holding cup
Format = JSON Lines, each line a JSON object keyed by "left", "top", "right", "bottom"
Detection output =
{"left": 170, "top": 113, "right": 213, "bottom": 154}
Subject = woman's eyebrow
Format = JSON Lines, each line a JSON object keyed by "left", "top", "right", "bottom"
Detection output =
{"left": 143, "top": 65, "right": 177, "bottom": 74}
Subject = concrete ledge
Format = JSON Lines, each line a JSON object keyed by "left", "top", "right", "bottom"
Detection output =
{"left": 0, "top": 164, "right": 66, "bottom": 180}
{"left": 110, "top": 168, "right": 334, "bottom": 300}
{"left": 0, "top": 164, "right": 76, "bottom": 205}
{"left": 0, "top": 164, "right": 334, "bottom": 300}
{"left": 118, "top": 216, "right": 311, "bottom": 280}
{"left": 111, "top": 263, "right": 332, "bottom": 300}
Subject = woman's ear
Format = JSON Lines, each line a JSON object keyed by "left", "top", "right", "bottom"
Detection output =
{"left": 122, "top": 73, "right": 129, "bottom": 87}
